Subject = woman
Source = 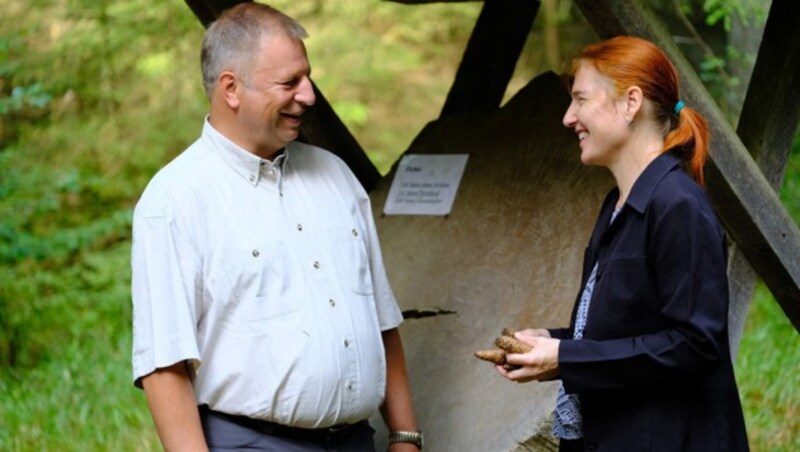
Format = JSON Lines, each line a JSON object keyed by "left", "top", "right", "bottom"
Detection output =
{"left": 495, "top": 36, "right": 749, "bottom": 451}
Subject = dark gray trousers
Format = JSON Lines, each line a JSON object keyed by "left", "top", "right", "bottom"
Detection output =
{"left": 199, "top": 408, "right": 376, "bottom": 452}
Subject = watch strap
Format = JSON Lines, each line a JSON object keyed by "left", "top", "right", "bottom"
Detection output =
{"left": 388, "top": 430, "right": 423, "bottom": 449}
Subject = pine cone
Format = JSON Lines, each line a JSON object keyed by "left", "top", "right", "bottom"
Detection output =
{"left": 474, "top": 349, "right": 507, "bottom": 365}
{"left": 494, "top": 335, "right": 533, "bottom": 354}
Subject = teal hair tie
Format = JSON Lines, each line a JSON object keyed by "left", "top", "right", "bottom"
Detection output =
{"left": 674, "top": 100, "right": 685, "bottom": 115}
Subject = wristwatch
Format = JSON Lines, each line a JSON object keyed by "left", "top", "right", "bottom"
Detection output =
{"left": 388, "top": 430, "right": 424, "bottom": 449}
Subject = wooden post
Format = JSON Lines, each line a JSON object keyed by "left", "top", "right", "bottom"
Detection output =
{"left": 726, "top": 0, "right": 800, "bottom": 351}
{"left": 439, "top": 0, "right": 540, "bottom": 117}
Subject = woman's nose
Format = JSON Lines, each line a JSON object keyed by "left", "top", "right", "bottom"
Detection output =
{"left": 562, "top": 103, "right": 577, "bottom": 128}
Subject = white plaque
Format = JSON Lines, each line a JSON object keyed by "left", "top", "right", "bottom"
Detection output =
{"left": 383, "top": 154, "right": 469, "bottom": 216}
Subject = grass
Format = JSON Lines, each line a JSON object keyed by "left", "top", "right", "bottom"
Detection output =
{"left": 0, "top": 258, "right": 797, "bottom": 450}
{"left": 0, "top": 1, "right": 797, "bottom": 450}
{"left": 0, "top": 335, "right": 158, "bottom": 451}
{"left": 735, "top": 283, "right": 800, "bottom": 451}
{"left": 0, "top": 242, "right": 160, "bottom": 451}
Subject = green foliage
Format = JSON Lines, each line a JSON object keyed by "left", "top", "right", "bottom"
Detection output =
{"left": 0, "top": 0, "right": 797, "bottom": 450}
{"left": 735, "top": 283, "right": 800, "bottom": 451}
{"left": 0, "top": 83, "right": 52, "bottom": 115}
{"left": 0, "top": 33, "right": 53, "bottom": 146}
{"left": 734, "top": 116, "right": 800, "bottom": 452}
{"left": 779, "top": 132, "right": 800, "bottom": 220}
{"left": 702, "top": 0, "right": 769, "bottom": 31}
{"left": 0, "top": 241, "right": 160, "bottom": 450}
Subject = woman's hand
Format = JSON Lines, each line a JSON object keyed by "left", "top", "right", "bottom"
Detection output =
{"left": 515, "top": 328, "right": 551, "bottom": 339}
{"left": 495, "top": 333, "right": 560, "bottom": 383}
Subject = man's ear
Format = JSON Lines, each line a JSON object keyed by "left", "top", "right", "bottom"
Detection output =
{"left": 624, "top": 85, "right": 644, "bottom": 122}
{"left": 219, "top": 71, "right": 240, "bottom": 109}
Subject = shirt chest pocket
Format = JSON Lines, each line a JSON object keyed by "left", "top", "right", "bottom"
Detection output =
{"left": 218, "top": 241, "right": 299, "bottom": 334}
{"left": 326, "top": 226, "right": 373, "bottom": 296}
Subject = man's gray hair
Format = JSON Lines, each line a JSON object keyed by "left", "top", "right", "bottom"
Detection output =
{"left": 201, "top": 3, "right": 308, "bottom": 98}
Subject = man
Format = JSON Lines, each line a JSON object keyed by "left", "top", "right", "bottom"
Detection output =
{"left": 131, "top": 3, "right": 421, "bottom": 451}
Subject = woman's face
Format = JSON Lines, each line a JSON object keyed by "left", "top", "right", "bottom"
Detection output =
{"left": 562, "top": 62, "right": 629, "bottom": 167}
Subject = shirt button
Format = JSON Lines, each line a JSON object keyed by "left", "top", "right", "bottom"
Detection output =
{"left": 329, "top": 299, "right": 336, "bottom": 307}
{"left": 249, "top": 175, "right": 255, "bottom": 182}
{"left": 351, "top": 229, "right": 358, "bottom": 237}
{"left": 313, "top": 261, "right": 320, "bottom": 269}
{"left": 344, "top": 339, "right": 350, "bottom": 348}
{"left": 347, "top": 382, "right": 353, "bottom": 391}
{"left": 296, "top": 224, "right": 303, "bottom": 231}
{"left": 252, "top": 249, "right": 260, "bottom": 257}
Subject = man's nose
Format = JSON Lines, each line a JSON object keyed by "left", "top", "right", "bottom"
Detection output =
{"left": 296, "top": 76, "right": 316, "bottom": 107}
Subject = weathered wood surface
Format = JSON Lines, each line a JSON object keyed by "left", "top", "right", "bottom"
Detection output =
{"left": 183, "top": 0, "right": 381, "bottom": 191}
{"left": 185, "top": 0, "right": 249, "bottom": 27}
{"left": 439, "top": 0, "right": 540, "bottom": 117}
{"left": 736, "top": 0, "right": 800, "bottom": 188}
{"left": 728, "top": 0, "right": 800, "bottom": 352}
{"left": 369, "top": 71, "right": 610, "bottom": 451}
{"left": 573, "top": 0, "right": 800, "bottom": 332}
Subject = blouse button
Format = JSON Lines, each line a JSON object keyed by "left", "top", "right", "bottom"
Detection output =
{"left": 297, "top": 224, "right": 303, "bottom": 231}
{"left": 329, "top": 299, "right": 336, "bottom": 307}
{"left": 313, "top": 261, "right": 320, "bottom": 269}
{"left": 251, "top": 249, "right": 260, "bottom": 257}
{"left": 352, "top": 229, "right": 358, "bottom": 237}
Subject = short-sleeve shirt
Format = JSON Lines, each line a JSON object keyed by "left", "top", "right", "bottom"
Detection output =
{"left": 131, "top": 119, "right": 403, "bottom": 428}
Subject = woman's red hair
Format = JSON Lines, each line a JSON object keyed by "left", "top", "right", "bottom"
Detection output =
{"left": 571, "top": 36, "right": 709, "bottom": 185}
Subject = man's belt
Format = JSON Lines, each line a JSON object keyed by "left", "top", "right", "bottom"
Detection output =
{"left": 199, "top": 405, "right": 366, "bottom": 443}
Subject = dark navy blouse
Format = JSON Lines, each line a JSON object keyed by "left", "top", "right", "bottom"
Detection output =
{"left": 550, "top": 151, "right": 749, "bottom": 451}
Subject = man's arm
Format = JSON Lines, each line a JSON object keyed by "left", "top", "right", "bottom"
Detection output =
{"left": 141, "top": 361, "right": 208, "bottom": 452}
{"left": 380, "top": 328, "right": 421, "bottom": 451}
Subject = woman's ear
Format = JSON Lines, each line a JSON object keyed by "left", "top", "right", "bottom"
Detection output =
{"left": 624, "top": 86, "right": 644, "bottom": 122}
{"left": 218, "top": 71, "right": 241, "bottom": 109}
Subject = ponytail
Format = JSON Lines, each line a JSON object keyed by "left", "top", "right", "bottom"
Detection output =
{"left": 662, "top": 105, "right": 710, "bottom": 186}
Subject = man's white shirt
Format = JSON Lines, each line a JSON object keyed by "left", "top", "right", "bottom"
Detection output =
{"left": 132, "top": 119, "right": 403, "bottom": 428}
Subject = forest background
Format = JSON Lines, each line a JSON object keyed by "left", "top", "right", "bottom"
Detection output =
{"left": 0, "top": 0, "right": 797, "bottom": 450}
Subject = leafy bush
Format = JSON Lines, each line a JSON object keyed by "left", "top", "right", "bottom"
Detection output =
{"left": 0, "top": 1, "right": 796, "bottom": 450}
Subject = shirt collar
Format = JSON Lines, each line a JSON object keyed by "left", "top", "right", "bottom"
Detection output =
{"left": 201, "top": 117, "right": 289, "bottom": 187}
{"left": 624, "top": 151, "right": 682, "bottom": 214}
